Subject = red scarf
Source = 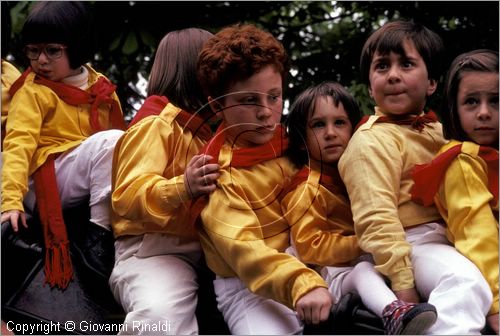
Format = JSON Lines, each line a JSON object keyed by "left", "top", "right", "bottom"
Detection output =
{"left": 9, "top": 67, "right": 126, "bottom": 132}
{"left": 128, "top": 95, "right": 169, "bottom": 128}
{"left": 8, "top": 67, "right": 125, "bottom": 289}
{"left": 282, "top": 167, "right": 348, "bottom": 198}
{"left": 188, "top": 123, "right": 289, "bottom": 226}
{"left": 356, "top": 111, "right": 439, "bottom": 132}
{"left": 411, "top": 144, "right": 499, "bottom": 206}
{"left": 32, "top": 155, "right": 73, "bottom": 289}
{"left": 128, "top": 95, "right": 213, "bottom": 141}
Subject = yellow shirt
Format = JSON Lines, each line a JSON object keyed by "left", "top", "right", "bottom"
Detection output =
{"left": 198, "top": 151, "right": 328, "bottom": 309}
{"left": 338, "top": 107, "right": 446, "bottom": 291}
{"left": 1, "top": 59, "right": 21, "bottom": 131}
{"left": 2, "top": 65, "right": 122, "bottom": 212}
{"left": 435, "top": 140, "right": 499, "bottom": 315}
{"left": 111, "top": 103, "right": 204, "bottom": 240}
{"left": 281, "top": 168, "right": 362, "bottom": 267}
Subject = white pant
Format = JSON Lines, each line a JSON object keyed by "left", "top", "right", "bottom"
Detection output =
{"left": 406, "top": 222, "right": 492, "bottom": 335}
{"left": 109, "top": 233, "right": 202, "bottom": 335}
{"left": 214, "top": 276, "right": 303, "bottom": 335}
{"left": 24, "top": 129, "right": 124, "bottom": 230}
{"left": 324, "top": 222, "right": 491, "bottom": 334}
{"left": 322, "top": 261, "right": 396, "bottom": 317}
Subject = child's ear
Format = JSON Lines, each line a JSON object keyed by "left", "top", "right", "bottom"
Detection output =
{"left": 426, "top": 79, "right": 438, "bottom": 96}
{"left": 208, "top": 96, "right": 224, "bottom": 116}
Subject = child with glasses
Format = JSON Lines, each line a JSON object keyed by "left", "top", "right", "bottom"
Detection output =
{"left": 412, "top": 49, "right": 499, "bottom": 333}
{"left": 1, "top": 1, "right": 125, "bottom": 288}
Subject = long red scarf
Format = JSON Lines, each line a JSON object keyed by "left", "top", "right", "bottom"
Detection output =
{"left": 32, "top": 156, "right": 72, "bottom": 288}
{"left": 411, "top": 144, "right": 499, "bottom": 206}
{"left": 188, "top": 123, "right": 289, "bottom": 226}
{"left": 128, "top": 95, "right": 213, "bottom": 141}
{"left": 356, "top": 111, "right": 439, "bottom": 132}
{"left": 8, "top": 67, "right": 125, "bottom": 289}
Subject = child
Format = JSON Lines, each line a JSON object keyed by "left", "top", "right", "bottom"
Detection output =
{"left": 338, "top": 20, "right": 493, "bottom": 334}
{"left": 110, "top": 28, "right": 219, "bottom": 335}
{"left": 412, "top": 49, "right": 499, "bottom": 333}
{"left": 1, "top": 59, "right": 21, "bottom": 147}
{"left": 282, "top": 81, "right": 438, "bottom": 334}
{"left": 1, "top": 1, "right": 125, "bottom": 288}
{"left": 1, "top": 4, "right": 21, "bottom": 149}
{"left": 195, "top": 24, "right": 332, "bottom": 335}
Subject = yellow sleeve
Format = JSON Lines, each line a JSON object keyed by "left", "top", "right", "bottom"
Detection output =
{"left": 112, "top": 117, "right": 191, "bottom": 226}
{"left": 338, "top": 128, "right": 414, "bottom": 291}
{"left": 2, "top": 60, "right": 21, "bottom": 127}
{"left": 1, "top": 83, "right": 45, "bottom": 212}
{"left": 283, "top": 182, "right": 361, "bottom": 266}
{"left": 201, "top": 182, "right": 328, "bottom": 309}
{"left": 440, "top": 153, "right": 499, "bottom": 315}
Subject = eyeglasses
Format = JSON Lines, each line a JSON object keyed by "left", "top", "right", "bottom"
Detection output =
{"left": 24, "top": 44, "right": 67, "bottom": 61}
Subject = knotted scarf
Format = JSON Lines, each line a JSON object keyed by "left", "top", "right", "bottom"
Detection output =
{"left": 356, "top": 111, "right": 439, "bottom": 132}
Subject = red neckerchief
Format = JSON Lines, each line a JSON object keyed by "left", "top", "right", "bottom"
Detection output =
{"left": 188, "top": 123, "right": 289, "bottom": 227}
{"left": 8, "top": 67, "right": 125, "bottom": 289}
{"left": 9, "top": 67, "right": 126, "bottom": 132}
{"left": 356, "top": 111, "right": 439, "bottom": 132}
{"left": 411, "top": 144, "right": 499, "bottom": 206}
{"left": 128, "top": 95, "right": 213, "bottom": 141}
{"left": 282, "top": 166, "right": 348, "bottom": 198}
{"left": 32, "top": 155, "right": 73, "bottom": 289}
{"left": 128, "top": 95, "right": 169, "bottom": 128}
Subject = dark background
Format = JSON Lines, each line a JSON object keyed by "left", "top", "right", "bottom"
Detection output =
{"left": 2, "top": 1, "right": 498, "bottom": 120}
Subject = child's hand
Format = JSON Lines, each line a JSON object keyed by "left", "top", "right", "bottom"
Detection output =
{"left": 487, "top": 313, "right": 499, "bottom": 334}
{"left": 394, "top": 287, "right": 420, "bottom": 303}
{"left": 184, "top": 154, "right": 220, "bottom": 198}
{"left": 1, "top": 210, "right": 27, "bottom": 232}
{"left": 295, "top": 287, "right": 332, "bottom": 325}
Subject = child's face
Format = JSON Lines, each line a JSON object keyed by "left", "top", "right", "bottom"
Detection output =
{"left": 457, "top": 71, "right": 499, "bottom": 146}
{"left": 26, "top": 43, "right": 80, "bottom": 81}
{"left": 368, "top": 39, "right": 437, "bottom": 115}
{"left": 306, "top": 96, "right": 353, "bottom": 166}
{"left": 212, "top": 65, "right": 283, "bottom": 147}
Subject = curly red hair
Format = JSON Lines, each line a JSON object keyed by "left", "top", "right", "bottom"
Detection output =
{"left": 197, "top": 24, "right": 289, "bottom": 100}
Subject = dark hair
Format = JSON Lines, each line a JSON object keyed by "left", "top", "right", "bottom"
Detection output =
{"left": 21, "top": 1, "right": 94, "bottom": 69}
{"left": 197, "top": 24, "right": 289, "bottom": 100}
{"left": 441, "top": 49, "right": 499, "bottom": 141}
{"left": 360, "top": 20, "right": 444, "bottom": 84}
{"left": 148, "top": 28, "right": 213, "bottom": 113}
{"left": 285, "top": 81, "right": 361, "bottom": 168}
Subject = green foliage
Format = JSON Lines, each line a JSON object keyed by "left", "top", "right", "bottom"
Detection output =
{"left": 2, "top": 1, "right": 498, "bottom": 121}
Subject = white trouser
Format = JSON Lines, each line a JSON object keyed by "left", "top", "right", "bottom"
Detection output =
{"left": 24, "top": 129, "right": 124, "bottom": 230}
{"left": 214, "top": 276, "right": 303, "bottom": 335}
{"left": 322, "top": 261, "right": 396, "bottom": 317}
{"left": 406, "top": 222, "right": 492, "bottom": 335}
{"left": 109, "top": 233, "right": 202, "bottom": 335}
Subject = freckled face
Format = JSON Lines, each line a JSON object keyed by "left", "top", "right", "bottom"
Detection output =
{"left": 210, "top": 65, "right": 283, "bottom": 147}
{"left": 306, "top": 97, "right": 353, "bottom": 166}
{"left": 457, "top": 71, "right": 499, "bottom": 146}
